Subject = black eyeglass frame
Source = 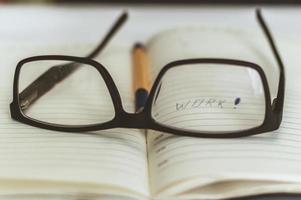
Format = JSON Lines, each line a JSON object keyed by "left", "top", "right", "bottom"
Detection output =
{"left": 10, "top": 9, "right": 285, "bottom": 138}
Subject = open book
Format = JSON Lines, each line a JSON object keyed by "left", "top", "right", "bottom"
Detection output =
{"left": 1, "top": 24, "right": 301, "bottom": 200}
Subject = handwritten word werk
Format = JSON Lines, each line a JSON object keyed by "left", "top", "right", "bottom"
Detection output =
{"left": 175, "top": 98, "right": 227, "bottom": 111}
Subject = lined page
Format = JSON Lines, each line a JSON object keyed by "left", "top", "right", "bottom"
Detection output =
{"left": 146, "top": 26, "right": 301, "bottom": 198}
{"left": 150, "top": 64, "right": 266, "bottom": 132}
{"left": 148, "top": 90, "right": 301, "bottom": 197}
{"left": 0, "top": 44, "right": 149, "bottom": 198}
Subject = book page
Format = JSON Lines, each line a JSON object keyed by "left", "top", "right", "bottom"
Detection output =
{"left": 146, "top": 26, "right": 301, "bottom": 199}
{"left": 0, "top": 44, "right": 149, "bottom": 199}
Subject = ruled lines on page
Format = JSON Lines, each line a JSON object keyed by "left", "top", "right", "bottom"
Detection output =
{"left": 145, "top": 23, "right": 301, "bottom": 197}
{"left": 151, "top": 65, "right": 266, "bottom": 132}
{"left": 0, "top": 44, "right": 150, "bottom": 197}
{"left": 148, "top": 88, "right": 301, "bottom": 195}
{"left": 0, "top": 89, "right": 148, "bottom": 196}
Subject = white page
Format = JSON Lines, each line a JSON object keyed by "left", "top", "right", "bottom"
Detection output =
{"left": 146, "top": 26, "right": 301, "bottom": 198}
{"left": 0, "top": 43, "right": 149, "bottom": 199}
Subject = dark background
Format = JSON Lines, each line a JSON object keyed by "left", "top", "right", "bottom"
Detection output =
{"left": 2, "top": 0, "right": 301, "bottom": 4}
{"left": 56, "top": 0, "right": 301, "bottom": 4}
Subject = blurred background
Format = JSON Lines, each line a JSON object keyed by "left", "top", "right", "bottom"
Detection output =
{"left": 1, "top": 0, "right": 301, "bottom": 4}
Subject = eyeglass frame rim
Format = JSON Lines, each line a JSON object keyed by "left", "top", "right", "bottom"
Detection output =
{"left": 10, "top": 8, "right": 285, "bottom": 138}
{"left": 10, "top": 55, "right": 281, "bottom": 138}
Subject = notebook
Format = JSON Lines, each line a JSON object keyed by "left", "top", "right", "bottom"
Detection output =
{"left": 1, "top": 25, "right": 301, "bottom": 200}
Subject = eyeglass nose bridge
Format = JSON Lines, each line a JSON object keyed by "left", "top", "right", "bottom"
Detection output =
{"left": 117, "top": 110, "right": 149, "bottom": 129}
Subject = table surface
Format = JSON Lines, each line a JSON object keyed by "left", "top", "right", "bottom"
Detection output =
{"left": 1, "top": 4, "right": 301, "bottom": 200}
{"left": 0, "top": 5, "right": 301, "bottom": 45}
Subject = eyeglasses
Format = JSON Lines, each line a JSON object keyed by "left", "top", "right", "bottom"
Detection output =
{"left": 10, "top": 9, "right": 285, "bottom": 138}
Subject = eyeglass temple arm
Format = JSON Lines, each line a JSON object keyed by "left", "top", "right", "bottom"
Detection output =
{"left": 19, "top": 12, "right": 128, "bottom": 111}
{"left": 86, "top": 12, "right": 128, "bottom": 59}
{"left": 256, "top": 9, "right": 285, "bottom": 115}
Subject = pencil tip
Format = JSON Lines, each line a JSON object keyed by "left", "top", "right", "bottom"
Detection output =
{"left": 134, "top": 43, "right": 145, "bottom": 49}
